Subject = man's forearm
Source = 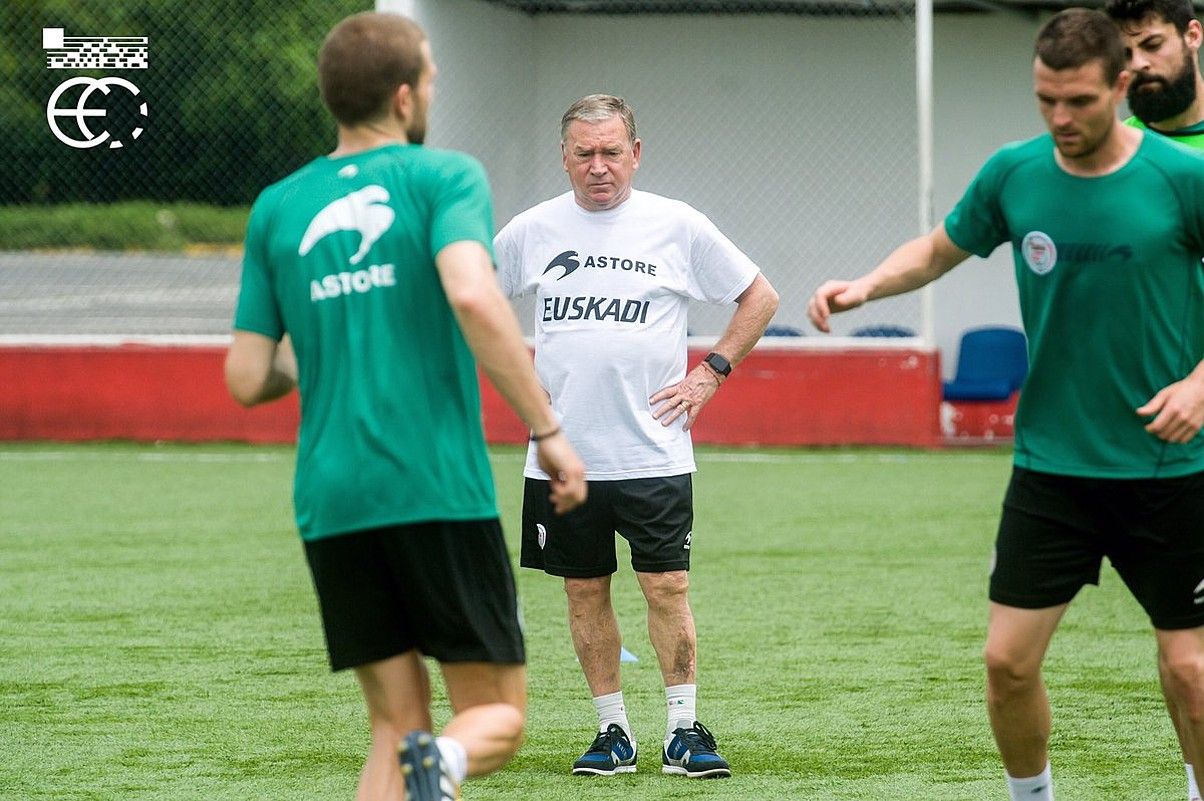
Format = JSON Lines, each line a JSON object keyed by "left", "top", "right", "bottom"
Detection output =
{"left": 711, "top": 274, "right": 780, "bottom": 367}
{"left": 455, "top": 293, "right": 558, "bottom": 436}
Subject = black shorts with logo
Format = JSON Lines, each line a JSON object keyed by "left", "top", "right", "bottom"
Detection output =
{"left": 990, "top": 467, "right": 1204, "bottom": 630}
{"left": 521, "top": 474, "right": 693, "bottom": 578}
{"left": 302, "top": 519, "right": 525, "bottom": 671}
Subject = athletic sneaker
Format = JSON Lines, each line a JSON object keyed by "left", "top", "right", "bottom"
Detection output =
{"left": 398, "top": 730, "right": 459, "bottom": 801}
{"left": 571, "top": 723, "right": 637, "bottom": 775}
{"left": 662, "top": 720, "right": 731, "bottom": 779}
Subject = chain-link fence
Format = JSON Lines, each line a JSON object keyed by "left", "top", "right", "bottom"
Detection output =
{"left": 0, "top": 0, "right": 369, "bottom": 337}
{"left": 1, "top": 0, "right": 924, "bottom": 340}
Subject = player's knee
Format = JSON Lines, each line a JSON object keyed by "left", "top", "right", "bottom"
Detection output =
{"left": 983, "top": 645, "right": 1038, "bottom": 700}
{"left": 494, "top": 703, "right": 527, "bottom": 757}
{"left": 564, "top": 576, "right": 610, "bottom": 608}
{"left": 1162, "top": 651, "right": 1204, "bottom": 712}
{"left": 641, "top": 571, "right": 689, "bottom": 607}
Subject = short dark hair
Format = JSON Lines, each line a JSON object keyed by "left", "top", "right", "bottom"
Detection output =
{"left": 1105, "top": 0, "right": 1197, "bottom": 34}
{"left": 1035, "top": 8, "right": 1128, "bottom": 86}
{"left": 318, "top": 12, "right": 426, "bottom": 127}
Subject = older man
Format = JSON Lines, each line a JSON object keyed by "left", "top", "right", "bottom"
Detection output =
{"left": 494, "top": 94, "right": 778, "bottom": 779}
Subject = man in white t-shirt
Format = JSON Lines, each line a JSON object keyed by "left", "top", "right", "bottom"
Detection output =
{"left": 494, "top": 94, "right": 779, "bottom": 780}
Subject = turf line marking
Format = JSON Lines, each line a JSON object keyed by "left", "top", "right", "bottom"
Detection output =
{"left": 0, "top": 449, "right": 1007, "bottom": 466}
{"left": 0, "top": 451, "right": 288, "bottom": 464}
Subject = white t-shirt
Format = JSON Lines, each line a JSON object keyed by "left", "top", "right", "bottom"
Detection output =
{"left": 494, "top": 189, "right": 760, "bottom": 480}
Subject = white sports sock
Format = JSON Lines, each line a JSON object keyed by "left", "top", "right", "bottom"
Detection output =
{"left": 435, "top": 736, "right": 468, "bottom": 785}
{"left": 665, "top": 683, "right": 697, "bottom": 736}
{"left": 1187, "top": 762, "right": 1200, "bottom": 801}
{"left": 1006, "top": 763, "right": 1053, "bottom": 801}
{"left": 592, "top": 690, "right": 632, "bottom": 737}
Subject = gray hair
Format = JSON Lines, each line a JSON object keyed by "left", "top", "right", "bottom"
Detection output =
{"left": 560, "top": 94, "right": 637, "bottom": 143}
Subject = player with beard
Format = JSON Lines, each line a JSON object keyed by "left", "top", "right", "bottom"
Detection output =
{"left": 1108, "top": 0, "right": 1204, "bottom": 147}
{"left": 810, "top": 10, "right": 1204, "bottom": 801}
{"left": 225, "top": 12, "right": 587, "bottom": 801}
{"left": 1106, "top": 4, "right": 1204, "bottom": 800}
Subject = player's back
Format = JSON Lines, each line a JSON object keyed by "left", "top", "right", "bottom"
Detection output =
{"left": 236, "top": 143, "right": 499, "bottom": 540}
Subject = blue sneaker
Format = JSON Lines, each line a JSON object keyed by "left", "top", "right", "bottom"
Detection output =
{"left": 398, "top": 730, "right": 459, "bottom": 801}
{"left": 662, "top": 720, "right": 731, "bottom": 778}
{"left": 571, "top": 723, "right": 637, "bottom": 775}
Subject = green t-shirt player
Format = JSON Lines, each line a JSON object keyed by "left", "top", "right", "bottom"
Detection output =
{"left": 224, "top": 12, "right": 586, "bottom": 801}
{"left": 808, "top": 10, "right": 1204, "bottom": 801}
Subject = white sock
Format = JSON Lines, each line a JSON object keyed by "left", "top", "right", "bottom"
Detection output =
{"left": 592, "top": 690, "right": 632, "bottom": 737}
{"left": 435, "top": 736, "right": 468, "bottom": 785}
{"left": 665, "top": 683, "right": 697, "bottom": 737}
{"left": 1006, "top": 763, "right": 1053, "bottom": 801}
{"left": 1188, "top": 763, "right": 1200, "bottom": 801}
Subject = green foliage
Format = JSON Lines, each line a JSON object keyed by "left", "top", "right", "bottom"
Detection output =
{"left": 0, "top": 443, "right": 1180, "bottom": 800}
{"left": 1, "top": 0, "right": 365, "bottom": 205}
{"left": 0, "top": 202, "right": 248, "bottom": 249}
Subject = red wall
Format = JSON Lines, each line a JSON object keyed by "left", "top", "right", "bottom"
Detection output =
{"left": 0, "top": 344, "right": 942, "bottom": 446}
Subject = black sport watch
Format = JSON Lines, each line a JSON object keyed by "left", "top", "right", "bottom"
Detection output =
{"left": 703, "top": 351, "right": 732, "bottom": 378}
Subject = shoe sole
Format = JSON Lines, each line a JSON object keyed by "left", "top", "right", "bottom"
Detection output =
{"left": 399, "top": 731, "right": 450, "bottom": 800}
{"left": 662, "top": 765, "right": 732, "bottom": 779}
{"left": 572, "top": 765, "right": 637, "bottom": 776}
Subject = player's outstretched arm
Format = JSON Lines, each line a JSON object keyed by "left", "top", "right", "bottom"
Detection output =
{"left": 808, "top": 223, "right": 970, "bottom": 333}
{"left": 436, "top": 240, "right": 586, "bottom": 513}
{"left": 651, "top": 273, "right": 779, "bottom": 431}
{"left": 224, "top": 332, "right": 298, "bottom": 407}
{"left": 1137, "top": 360, "right": 1204, "bottom": 444}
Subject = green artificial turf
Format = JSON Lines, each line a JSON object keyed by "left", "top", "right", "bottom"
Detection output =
{"left": 0, "top": 443, "right": 1180, "bottom": 800}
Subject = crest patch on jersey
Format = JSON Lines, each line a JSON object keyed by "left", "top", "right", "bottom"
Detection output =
{"left": 1021, "top": 231, "right": 1057, "bottom": 276}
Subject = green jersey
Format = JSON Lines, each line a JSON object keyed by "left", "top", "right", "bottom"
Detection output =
{"left": 945, "top": 132, "right": 1204, "bottom": 478}
{"left": 1126, "top": 115, "right": 1204, "bottom": 151}
{"left": 234, "top": 143, "right": 498, "bottom": 540}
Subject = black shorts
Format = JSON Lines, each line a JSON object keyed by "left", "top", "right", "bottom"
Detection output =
{"left": 303, "top": 520, "right": 525, "bottom": 671}
{"left": 991, "top": 467, "right": 1204, "bottom": 629}
{"left": 521, "top": 474, "right": 693, "bottom": 578}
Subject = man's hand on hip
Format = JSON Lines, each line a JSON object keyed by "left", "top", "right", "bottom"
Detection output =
{"left": 650, "top": 364, "right": 722, "bottom": 432}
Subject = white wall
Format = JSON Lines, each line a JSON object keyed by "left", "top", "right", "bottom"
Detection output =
{"left": 382, "top": 0, "right": 1050, "bottom": 376}
{"left": 931, "top": 13, "right": 1043, "bottom": 376}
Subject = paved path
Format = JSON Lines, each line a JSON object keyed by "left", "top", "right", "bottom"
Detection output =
{"left": 0, "top": 252, "right": 239, "bottom": 337}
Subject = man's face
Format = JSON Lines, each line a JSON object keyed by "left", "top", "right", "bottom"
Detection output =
{"left": 1120, "top": 15, "right": 1201, "bottom": 124}
{"left": 1034, "top": 57, "right": 1128, "bottom": 159}
{"left": 406, "top": 40, "right": 435, "bottom": 145}
{"left": 561, "top": 115, "right": 641, "bottom": 212}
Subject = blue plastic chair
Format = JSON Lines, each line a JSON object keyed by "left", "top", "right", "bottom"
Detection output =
{"left": 851, "top": 324, "right": 916, "bottom": 338}
{"left": 942, "top": 326, "right": 1028, "bottom": 401}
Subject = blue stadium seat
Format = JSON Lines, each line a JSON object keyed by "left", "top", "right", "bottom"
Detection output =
{"left": 851, "top": 324, "right": 916, "bottom": 337}
{"left": 942, "top": 326, "right": 1028, "bottom": 401}
{"left": 764, "top": 324, "right": 804, "bottom": 337}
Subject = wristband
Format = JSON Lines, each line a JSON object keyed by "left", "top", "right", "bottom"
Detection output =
{"left": 530, "top": 426, "right": 561, "bottom": 442}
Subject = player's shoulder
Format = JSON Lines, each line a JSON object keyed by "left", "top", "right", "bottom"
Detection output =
{"left": 402, "top": 146, "right": 489, "bottom": 190}
{"left": 986, "top": 134, "right": 1049, "bottom": 168}
{"left": 247, "top": 157, "right": 327, "bottom": 224}
{"left": 966, "top": 135, "right": 1051, "bottom": 192}
{"left": 412, "top": 145, "right": 485, "bottom": 173}
{"left": 1137, "top": 127, "right": 1204, "bottom": 161}
{"left": 1132, "top": 130, "right": 1204, "bottom": 200}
